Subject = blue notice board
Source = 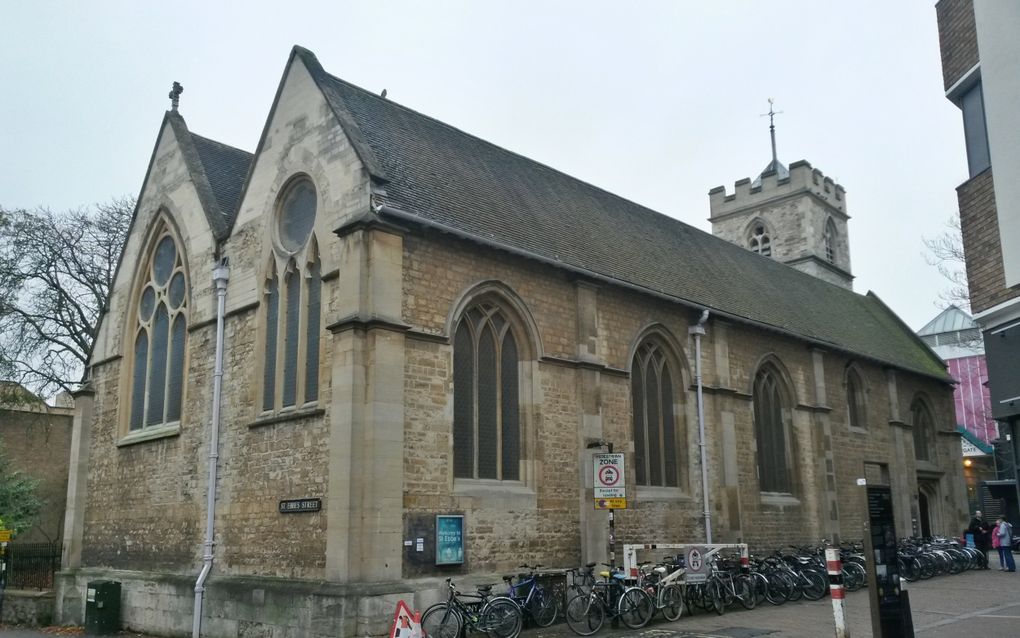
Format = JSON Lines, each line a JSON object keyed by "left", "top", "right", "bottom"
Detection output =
{"left": 436, "top": 515, "right": 465, "bottom": 565}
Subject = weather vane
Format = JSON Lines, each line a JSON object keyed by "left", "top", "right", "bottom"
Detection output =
{"left": 169, "top": 81, "right": 184, "bottom": 112}
{"left": 760, "top": 98, "right": 783, "bottom": 164}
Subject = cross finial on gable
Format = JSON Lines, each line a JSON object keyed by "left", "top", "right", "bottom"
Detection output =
{"left": 760, "top": 98, "right": 784, "bottom": 164}
{"left": 169, "top": 82, "right": 184, "bottom": 112}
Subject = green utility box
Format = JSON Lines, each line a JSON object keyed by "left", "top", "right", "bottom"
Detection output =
{"left": 84, "top": 580, "right": 121, "bottom": 635}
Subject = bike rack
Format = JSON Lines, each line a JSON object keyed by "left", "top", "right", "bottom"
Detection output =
{"left": 622, "top": 543, "right": 750, "bottom": 579}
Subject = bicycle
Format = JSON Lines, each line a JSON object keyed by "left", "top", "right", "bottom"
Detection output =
{"left": 503, "top": 564, "right": 557, "bottom": 627}
{"left": 705, "top": 555, "right": 756, "bottom": 611}
{"left": 421, "top": 578, "right": 523, "bottom": 638}
{"left": 635, "top": 560, "right": 684, "bottom": 622}
{"left": 564, "top": 564, "right": 654, "bottom": 635}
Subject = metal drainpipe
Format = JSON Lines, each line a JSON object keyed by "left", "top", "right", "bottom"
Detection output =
{"left": 690, "top": 310, "right": 712, "bottom": 543}
{"left": 193, "top": 258, "right": 229, "bottom": 638}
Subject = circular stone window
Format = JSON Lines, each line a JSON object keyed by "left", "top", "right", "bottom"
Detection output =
{"left": 277, "top": 178, "right": 317, "bottom": 252}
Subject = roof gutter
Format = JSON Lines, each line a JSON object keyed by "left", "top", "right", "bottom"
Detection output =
{"left": 373, "top": 203, "right": 948, "bottom": 383}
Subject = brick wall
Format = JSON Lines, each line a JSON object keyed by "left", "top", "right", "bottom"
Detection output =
{"left": 937, "top": 0, "right": 979, "bottom": 90}
{"left": 959, "top": 170, "right": 1020, "bottom": 312}
{"left": 0, "top": 407, "right": 72, "bottom": 543}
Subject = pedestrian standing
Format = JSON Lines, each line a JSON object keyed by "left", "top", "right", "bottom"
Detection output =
{"left": 969, "top": 510, "right": 992, "bottom": 568}
{"left": 995, "top": 516, "right": 1015, "bottom": 572}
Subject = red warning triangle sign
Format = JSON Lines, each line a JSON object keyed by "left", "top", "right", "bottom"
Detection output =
{"left": 391, "top": 599, "right": 422, "bottom": 638}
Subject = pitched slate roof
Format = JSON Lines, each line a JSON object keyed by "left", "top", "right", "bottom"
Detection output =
{"left": 164, "top": 112, "right": 252, "bottom": 240}
{"left": 291, "top": 47, "right": 947, "bottom": 381}
{"left": 190, "top": 133, "right": 252, "bottom": 230}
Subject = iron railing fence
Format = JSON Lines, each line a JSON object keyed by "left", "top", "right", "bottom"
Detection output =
{"left": 5, "top": 542, "right": 60, "bottom": 590}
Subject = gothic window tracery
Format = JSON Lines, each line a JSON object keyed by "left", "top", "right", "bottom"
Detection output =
{"left": 824, "top": 218, "right": 837, "bottom": 264}
{"left": 261, "top": 176, "right": 322, "bottom": 412}
{"left": 753, "top": 363, "right": 793, "bottom": 493}
{"left": 749, "top": 223, "right": 772, "bottom": 257}
{"left": 912, "top": 397, "right": 936, "bottom": 461}
{"left": 846, "top": 366, "right": 867, "bottom": 429}
{"left": 631, "top": 339, "right": 682, "bottom": 488}
{"left": 453, "top": 302, "right": 521, "bottom": 481}
{"left": 129, "top": 223, "right": 188, "bottom": 431}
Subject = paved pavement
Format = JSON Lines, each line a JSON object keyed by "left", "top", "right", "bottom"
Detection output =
{"left": 1, "top": 569, "right": 1017, "bottom": 636}
{"left": 530, "top": 567, "right": 1020, "bottom": 638}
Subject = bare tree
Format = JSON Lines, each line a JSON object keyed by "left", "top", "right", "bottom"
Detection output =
{"left": 0, "top": 197, "right": 133, "bottom": 398}
{"left": 923, "top": 214, "right": 971, "bottom": 310}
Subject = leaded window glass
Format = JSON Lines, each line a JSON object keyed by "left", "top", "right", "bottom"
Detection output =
{"left": 262, "top": 177, "right": 322, "bottom": 413}
{"left": 753, "top": 365, "right": 791, "bottom": 493}
{"left": 631, "top": 341, "right": 680, "bottom": 487}
{"left": 846, "top": 368, "right": 866, "bottom": 429}
{"left": 453, "top": 303, "right": 520, "bottom": 481}
{"left": 824, "top": 219, "right": 836, "bottom": 264}
{"left": 130, "top": 228, "right": 188, "bottom": 431}
{"left": 912, "top": 399, "right": 934, "bottom": 461}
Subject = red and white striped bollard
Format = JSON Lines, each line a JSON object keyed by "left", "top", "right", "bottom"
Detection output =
{"left": 826, "top": 547, "right": 850, "bottom": 638}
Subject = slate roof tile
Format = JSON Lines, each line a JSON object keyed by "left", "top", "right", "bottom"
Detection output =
{"left": 293, "top": 47, "right": 949, "bottom": 380}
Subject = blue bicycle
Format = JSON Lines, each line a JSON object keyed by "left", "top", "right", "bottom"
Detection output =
{"left": 503, "top": 564, "right": 558, "bottom": 627}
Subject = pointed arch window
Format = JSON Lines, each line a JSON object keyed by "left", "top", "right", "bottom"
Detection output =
{"left": 749, "top": 223, "right": 772, "bottom": 257}
{"left": 453, "top": 302, "right": 520, "bottom": 481}
{"left": 753, "top": 364, "right": 792, "bottom": 493}
{"left": 823, "top": 219, "right": 837, "bottom": 264}
{"left": 130, "top": 225, "right": 188, "bottom": 431}
{"left": 846, "top": 367, "right": 867, "bottom": 430}
{"left": 631, "top": 340, "right": 682, "bottom": 487}
{"left": 262, "top": 176, "right": 322, "bottom": 412}
{"left": 912, "top": 398, "right": 935, "bottom": 461}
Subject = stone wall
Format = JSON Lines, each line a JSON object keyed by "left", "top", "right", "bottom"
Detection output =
{"left": 1, "top": 589, "right": 55, "bottom": 626}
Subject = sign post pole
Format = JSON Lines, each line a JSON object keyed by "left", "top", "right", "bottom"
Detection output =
{"left": 590, "top": 442, "right": 625, "bottom": 569}
{"left": 608, "top": 442, "right": 615, "bottom": 569}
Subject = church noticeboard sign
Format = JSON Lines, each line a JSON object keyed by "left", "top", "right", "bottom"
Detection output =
{"left": 279, "top": 498, "right": 321, "bottom": 514}
{"left": 435, "top": 515, "right": 464, "bottom": 565}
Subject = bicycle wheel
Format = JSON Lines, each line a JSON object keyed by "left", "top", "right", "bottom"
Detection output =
{"left": 800, "top": 569, "right": 828, "bottom": 601}
{"left": 617, "top": 587, "right": 654, "bottom": 629}
{"left": 481, "top": 597, "right": 522, "bottom": 638}
{"left": 660, "top": 583, "right": 684, "bottom": 622}
{"left": 565, "top": 593, "right": 604, "bottom": 636}
{"left": 843, "top": 562, "right": 866, "bottom": 592}
{"left": 421, "top": 603, "right": 463, "bottom": 638}
{"left": 709, "top": 579, "right": 726, "bottom": 615}
{"left": 735, "top": 575, "right": 756, "bottom": 610}
{"left": 748, "top": 572, "right": 768, "bottom": 606}
{"left": 784, "top": 571, "right": 803, "bottom": 602}
{"left": 528, "top": 588, "right": 558, "bottom": 627}
{"left": 764, "top": 573, "right": 791, "bottom": 605}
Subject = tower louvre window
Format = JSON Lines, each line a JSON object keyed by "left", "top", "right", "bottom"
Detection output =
{"left": 749, "top": 224, "right": 772, "bottom": 257}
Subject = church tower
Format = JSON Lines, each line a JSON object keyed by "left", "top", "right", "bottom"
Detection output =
{"left": 708, "top": 103, "right": 853, "bottom": 290}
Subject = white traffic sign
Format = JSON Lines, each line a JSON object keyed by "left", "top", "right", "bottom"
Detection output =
{"left": 594, "top": 453, "right": 626, "bottom": 499}
{"left": 685, "top": 546, "right": 708, "bottom": 584}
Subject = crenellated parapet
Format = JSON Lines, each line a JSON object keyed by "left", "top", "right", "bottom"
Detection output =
{"left": 709, "top": 160, "right": 847, "bottom": 219}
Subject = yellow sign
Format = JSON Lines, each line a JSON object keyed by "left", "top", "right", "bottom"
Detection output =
{"left": 0, "top": 530, "right": 11, "bottom": 542}
{"left": 594, "top": 498, "right": 627, "bottom": 510}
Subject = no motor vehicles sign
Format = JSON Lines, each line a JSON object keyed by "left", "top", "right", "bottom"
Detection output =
{"left": 593, "top": 453, "right": 626, "bottom": 508}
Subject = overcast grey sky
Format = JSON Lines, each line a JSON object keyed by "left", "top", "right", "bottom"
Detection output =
{"left": 3, "top": 0, "right": 965, "bottom": 330}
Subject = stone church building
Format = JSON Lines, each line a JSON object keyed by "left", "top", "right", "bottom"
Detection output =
{"left": 58, "top": 47, "right": 966, "bottom": 636}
